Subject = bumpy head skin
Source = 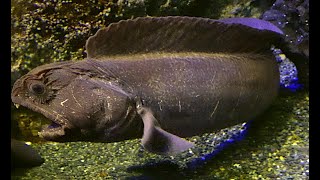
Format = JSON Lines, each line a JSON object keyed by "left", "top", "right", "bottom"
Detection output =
{"left": 11, "top": 61, "right": 138, "bottom": 142}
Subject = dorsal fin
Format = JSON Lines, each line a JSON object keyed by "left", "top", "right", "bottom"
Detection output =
{"left": 85, "top": 16, "right": 284, "bottom": 58}
{"left": 217, "top": 17, "right": 283, "bottom": 34}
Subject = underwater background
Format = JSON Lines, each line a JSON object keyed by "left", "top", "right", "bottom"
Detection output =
{"left": 11, "top": 0, "right": 309, "bottom": 179}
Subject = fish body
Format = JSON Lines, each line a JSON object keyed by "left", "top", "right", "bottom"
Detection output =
{"left": 12, "top": 16, "right": 283, "bottom": 155}
{"left": 76, "top": 52, "right": 278, "bottom": 137}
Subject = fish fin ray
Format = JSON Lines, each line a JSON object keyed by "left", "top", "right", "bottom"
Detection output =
{"left": 86, "top": 16, "right": 284, "bottom": 59}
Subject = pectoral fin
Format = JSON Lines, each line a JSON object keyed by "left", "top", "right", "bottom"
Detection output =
{"left": 136, "top": 105, "right": 194, "bottom": 155}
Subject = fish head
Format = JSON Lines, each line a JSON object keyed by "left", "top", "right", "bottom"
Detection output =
{"left": 11, "top": 62, "right": 137, "bottom": 142}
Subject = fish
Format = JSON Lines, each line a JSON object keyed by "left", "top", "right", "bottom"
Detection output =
{"left": 11, "top": 16, "right": 286, "bottom": 155}
{"left": 11, "top": 139, "right": 44, "bottom": 168}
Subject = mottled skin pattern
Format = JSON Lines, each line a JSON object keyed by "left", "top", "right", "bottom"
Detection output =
{"left": 11, "top": 17, "right": 282, "bottom": 155}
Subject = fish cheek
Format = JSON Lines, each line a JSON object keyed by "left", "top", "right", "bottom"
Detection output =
{"left": 92, "top": 87, "right": 132, "bottom": 132}
{"left": 50, "top": 79, "right": 105, "bottom": 130}
{"left": 55, "top": 77, "right": 131, "bottom": 133}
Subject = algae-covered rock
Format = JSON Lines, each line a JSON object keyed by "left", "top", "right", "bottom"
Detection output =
{"left": 219, "top": 0, "right": 273, "bottom": 18}
{"left": 12, "top": 0, "right": 118, "bottom": 77}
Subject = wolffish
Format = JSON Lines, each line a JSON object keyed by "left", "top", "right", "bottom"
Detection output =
{"left": 12, "top": 16, "right": 287, "bottom": 155}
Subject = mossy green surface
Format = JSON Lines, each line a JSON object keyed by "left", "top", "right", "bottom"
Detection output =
{"left": 11, "top": 0, "right": 309, "bottom": 179}
{"left": 190, "top": 91, "right": 309, "bottom": 179}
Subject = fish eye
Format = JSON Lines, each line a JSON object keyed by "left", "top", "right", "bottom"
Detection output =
{"left": 30, "top": 83, "right": 45, "bottom": 95}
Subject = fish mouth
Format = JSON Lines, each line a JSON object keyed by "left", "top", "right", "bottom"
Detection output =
{"left": 38, "top": 121, "right": 66, "bottom": 140}
{"left": 12, "top": 97, "right": 73, "bottom": 141}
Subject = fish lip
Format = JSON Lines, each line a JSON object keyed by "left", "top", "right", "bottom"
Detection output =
{"left": 38, "top": 124, "right": 66, "bottom": 140}
{"left": 11, "top": 96, "right": 73, "bottom": 139}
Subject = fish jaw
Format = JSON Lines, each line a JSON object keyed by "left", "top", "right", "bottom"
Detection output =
{"left": 11, "top": 94, "right": 74, "bottom": 141}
